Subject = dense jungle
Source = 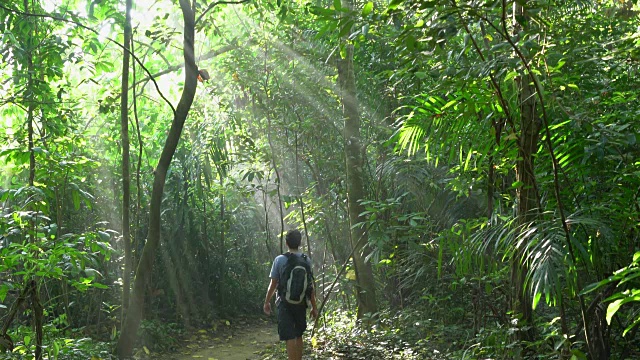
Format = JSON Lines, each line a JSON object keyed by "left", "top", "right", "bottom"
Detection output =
{"left": 0, "top": 0, "right": 639, "bottom": 359}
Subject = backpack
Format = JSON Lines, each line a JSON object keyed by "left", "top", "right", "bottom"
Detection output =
{"left": 278, "top": 253, "right": 313, "bottom": 305}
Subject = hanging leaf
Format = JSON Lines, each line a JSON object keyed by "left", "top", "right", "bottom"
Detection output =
{"left": 362, "top": 2, "right": 373, "bottom": 16}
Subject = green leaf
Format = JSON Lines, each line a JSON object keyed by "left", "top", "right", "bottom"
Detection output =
{"left": 532, "top": 292, "right": 542, "bottom": 310}
{"left": 388, "top": 0, "right": 405, "bottom": 10}
{"left": 0, "top": 284, "right": 9, "bottom": 302}
{"left": 510, "top": 181, "right": 524, "bottom": 189}
{"left": 98, "top": 231, "right": 110, "bottom": 242}
{"left": 309, "top": 6, "right": 336, "bottom": 17}
{"left": 405, "top": 35, "right": 416, "bottom": 51}
{"left": 362, "top": 2, "right": 373, "bottom": 16}
{"left": 414, "top": 71, "right": 427, "bottom": 79}
{"left": 606, "top": 299, "right": 623, "bottom": 324}
{"left": 623, "top": 317, "right": 640, "bottom": 336}
{"left": 72, "top": 191, "right": 80, "bottom": 210}
{"left": 570, "top": 349, "right": 587, "bottom": 360}
{"left": 338, "top": 19, "right": 354, "bottom": 38}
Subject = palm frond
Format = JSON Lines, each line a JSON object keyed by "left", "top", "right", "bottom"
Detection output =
{"left": 458, "top": 210, "right": 610, "bottom": 307}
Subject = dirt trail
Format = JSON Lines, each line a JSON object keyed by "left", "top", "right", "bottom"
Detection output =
{"left": 163, "top": 319, "right": 279, "bottom": 360}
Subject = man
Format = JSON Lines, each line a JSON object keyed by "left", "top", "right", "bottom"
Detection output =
{"left": 264, "top": 229, "right": 318, "bottom": 360}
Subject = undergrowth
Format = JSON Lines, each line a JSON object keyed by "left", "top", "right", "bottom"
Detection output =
{"left": 263, "top": 309, "right": 455, "bottom": 359}
{"left": 2, "top": 324, "right": 115, "bottom": 360}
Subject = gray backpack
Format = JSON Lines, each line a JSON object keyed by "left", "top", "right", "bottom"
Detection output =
{"left": 278, "top": 253, "right": 313, "bottom": 305}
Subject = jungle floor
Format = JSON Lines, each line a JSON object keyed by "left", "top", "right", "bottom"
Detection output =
{"left": 155, "top": 317, "right": 281, "bottom": 360}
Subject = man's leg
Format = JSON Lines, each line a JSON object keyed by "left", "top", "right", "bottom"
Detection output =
{"left": 282, "top": 304, "right": 306, "bottom": 360}
{"left": 285, "top": 337, "right": 302, "bottom": 360}
{"left": 295, "top": 336, "right": 303, "bottom": 359}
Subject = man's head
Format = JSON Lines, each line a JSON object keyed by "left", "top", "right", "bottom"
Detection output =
{"left": 285, "top": 229, "right": 302, "bottom": 250}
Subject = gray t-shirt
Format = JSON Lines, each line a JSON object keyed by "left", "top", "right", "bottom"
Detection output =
{"left": 269, "top": 252, "right": 312, "bottom": 282}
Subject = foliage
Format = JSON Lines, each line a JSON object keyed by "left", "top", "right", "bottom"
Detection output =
{"left": 1, "top": 0, "right": 639, "bottom": 358}
{"left": 582, "top": 251, "right": 640, "bottom": 337}
{"left": 136, "top": 320, "right": 183, "bottom": 353}
{"left": 302, "top": 309, "right": 452, "bottom": 359}
{"left": 2, "top": 324, "right": 115, "bottom": 360}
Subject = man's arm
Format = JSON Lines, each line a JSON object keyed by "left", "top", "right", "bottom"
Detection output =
{"left": 263, "top": 277, "right": 278, "bottom": 315}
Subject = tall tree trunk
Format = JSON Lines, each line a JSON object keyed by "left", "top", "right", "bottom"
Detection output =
{"left": 116, "top": 0, "right": 197, "bottom": 357}
{"left": 120, "top": 0, "right": 133, "bottom": 324}
{"left": 267, "top": 115, "right": 285, "bottom": 253}
{"left": 201, "top": 183, "right": 212, "bottom": 308}
{"left": 262, "top": 182, "right": 274, "bottom": 257}
{"left": 25, "top": 0, "right": 35, "bottom": 188}
{"left": 298, "top": 197, "right": 312, "bottom": 262}
{"left": 23, "top": 1, "right": 43, "bottom": 357}
{"left": 338, "top": 0, "right": 378, "bottom": 318}
{"left": 132, "top": 43, "right": 144, "bottom": 273}
{"left": 513, "top": 75, "right": 538, "bottom": 341}
{"left": 218, "top": 187, "right": 226, "bottom": 307}
{"left": 511, "top": 0, "right": 539, "bottom": 343}
{"left": 294, "top": 112, "right": 313, "bottom": 261}
{"left": 262, "top": 41, "right": 285, "bottom": 253}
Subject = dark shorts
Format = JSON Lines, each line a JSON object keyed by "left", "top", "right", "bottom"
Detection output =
{"left": 277, "top": 302, "right": 307, "bottom": 341}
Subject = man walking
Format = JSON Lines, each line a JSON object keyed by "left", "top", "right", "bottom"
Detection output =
{"left": 264, "top": 229, "right": 318, "bottom": 360}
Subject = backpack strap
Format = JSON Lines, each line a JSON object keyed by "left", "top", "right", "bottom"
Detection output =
{"left": 277, "top": 253, "right": 295, "bottom": 295}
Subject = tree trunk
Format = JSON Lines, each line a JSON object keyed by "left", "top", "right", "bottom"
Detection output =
{"left": 513, "top": 75, "right": 539, "bottom": 341}
{"left": 218, "top": 189, "right": 226, "bottom": 307}
{"left": 201, "top": 184, "right": 212, "bottom": 309}
{"left": 116, "top": 0, "right": 197, "bottom": 357}
{"left": 338, "top": 0, "right": 378, "bottom": 317}
{"left": 120, "top": 0, "right": 133, "bottom": 324}
{"left": 24, "top": 0, "right": 35, "bottom": 188}
{"left": 22, "top": 1, "right": 42, "bottom": 357}
{"left": 298, "top": 197, "right": 312, "bottom": 263}
{"left": 512, "top": 0, "right": 539, "bottom": 343}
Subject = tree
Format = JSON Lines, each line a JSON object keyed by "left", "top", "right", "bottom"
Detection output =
{"left": 116, "top": 0, "right": 198, "bottom": 356}
{"left": 338, "top": 0, "right": 378, "bottom": 318}
{"left": 120, "top": 0, "right": 134, "bottom": 324}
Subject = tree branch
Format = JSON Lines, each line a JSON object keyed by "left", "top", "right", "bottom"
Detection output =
{"left": 131, "top": 43, "right": 238, "bottom": 88}
{"left": 196, "top": 0, "right": 251, "bottom": 25}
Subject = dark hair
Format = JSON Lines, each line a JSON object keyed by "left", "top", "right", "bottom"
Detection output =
{"left": 285, "top": 229, "right": 302, "bottom": 249}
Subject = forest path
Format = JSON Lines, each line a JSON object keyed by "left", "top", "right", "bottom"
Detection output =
{"left": 161, "top": 318, "right": 279, "bottom": 360}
